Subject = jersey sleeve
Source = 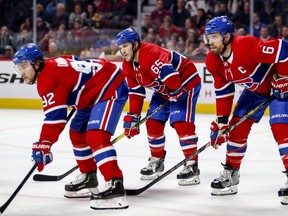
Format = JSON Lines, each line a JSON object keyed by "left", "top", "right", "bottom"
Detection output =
{"left": 276, "top": 61, "right": 288, "bottom": 77}
{"left": 122, "top": 62, "right": 145, "bottom": 115}
{"left": 157, "top": 51, "right": 182, "bottom": 91}
{"left": 247, "top": 37, "right": 288, "bottom": 64}
{"left": 206, "top": 53, "right": 235, "bottom": 117}
{"left": 37, "top": 59, "right": 78, "bottom": 144}
{"left": 38, "top": 87, "right": 69, "bottom": 143}
{"left": 127, "top": 79, "right": 145, "bottom": 114}
{"left": 275, "top": 40, "right": 288, "bottom": 77}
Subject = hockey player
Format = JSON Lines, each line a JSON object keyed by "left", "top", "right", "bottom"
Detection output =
{"left": 115, "top": 28, "right": 202, "bottom": 186}
{"left": 204, "top": 15, "right": 288, "bottom": 205}
{"left": 13, "top": 43, "right": 129, "bottom": 209}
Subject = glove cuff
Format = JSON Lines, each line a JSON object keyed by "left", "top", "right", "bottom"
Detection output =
{"left": 124, "top": 115, "right": 133, "bottom": 122}
{"left": 32, "top": 140, "right": 52, "bottom": 151}
{"left": 127, "top": 113, "right": 140, "bottom": 118}
{"left": 217, "top": 116, "right": 229, "bottom": 124}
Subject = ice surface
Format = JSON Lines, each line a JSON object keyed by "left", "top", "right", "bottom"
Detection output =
{"left": 0, "top": 109, "right": 287, "bottom": 216}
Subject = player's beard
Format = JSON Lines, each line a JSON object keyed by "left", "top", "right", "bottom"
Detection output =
{"left": 125, "top": 56, "right": 133, "bottom": 62}
{"left": 27, "top": 70, "right": 38, "bottom": 85}
{"left": 210, "top": 45, "right": 224, "bottom": 55}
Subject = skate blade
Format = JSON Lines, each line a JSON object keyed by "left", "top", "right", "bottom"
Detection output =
{"left": 211, "top": 185, "right": 238, "bottom": 196}
{"left": 140, "top": 172, "right": 162, "bottom": 180}
{"left": 90, "top": 196, "right": 129, "bottom": 210}
{"left": 64, "top": 188, "right": 99, "bottom": 199}
{"left": 178, "top": 176, "right": 200, "bottom": 186}
{"left": 281, "top": 196, "right": 288, "bottom": 205}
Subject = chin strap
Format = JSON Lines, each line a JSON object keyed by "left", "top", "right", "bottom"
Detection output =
{"left": 29, "top": 61, "right": 44, "bottom": 85}
{"left": 220, "top": 38, "right": 230, "bottom": 56}
{"left": 131, "top": 43, "right": 140, "bottom": 61}
{"left": 220, "top": 34, "right": 234, "bottom": 56}
{"left": 29, "top": 69, "right": 39, "bottom": 85}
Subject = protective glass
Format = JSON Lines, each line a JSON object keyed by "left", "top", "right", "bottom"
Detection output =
{"left": 203, "top": 34, "right": 223, "bottom": 44}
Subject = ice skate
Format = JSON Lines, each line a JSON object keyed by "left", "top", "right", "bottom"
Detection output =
{"left": 64, "top": 171, "right": 98, "bottom": 198}
{"left": 177, "top": 160, "right": 200, "bottom": 186}
{"left": 140, "top": 153, "right": 165, "bottom": 180}
{"left": 278, "top": 171, "right": 288, "bottom": 205}
{"left": 211, "top": 164, "right": 240, "bottom": 196}
{"left": 90, "top": 178, "right": 129, "bottom": 210}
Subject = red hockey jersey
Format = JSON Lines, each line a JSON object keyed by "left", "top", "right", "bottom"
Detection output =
{"left": 122, "top": 42, "right": 201, "bottom": 114}
{"left": 205, "top": 35, "right": 288, "bottom": 117}
{"left": 37, "top": 56, "right": 126, "bottom": 143}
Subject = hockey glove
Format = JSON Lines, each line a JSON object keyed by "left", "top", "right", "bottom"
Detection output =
{"left": 168, "top": 87, "right": 187, "bottom": 102}
{"left": 32, "top": 140, "right": 53, "bottom": 172}
{"left": 210, "top": 121, "right": 229, "bottom": 149}
{"left": 123, "top": 113, "right": 141, "bottom": 139}
{"left": 271, "top": 74, "right": 288, "bottom": 100}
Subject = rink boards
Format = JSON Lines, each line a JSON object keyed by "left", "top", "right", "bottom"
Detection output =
{"left": 0, "top": 60, "right": 245, "bottom": 113}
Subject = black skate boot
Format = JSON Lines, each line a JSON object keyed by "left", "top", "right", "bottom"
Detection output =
{"left": 211, "top": 163, "right": 240, "bottom": 196}
{"left": 177, "top": 160, "right": 200, "bottom": 186}
{"left": 64, "top": 171, "right": 98, "bottom": 198}
{"left": 278, "top": 171, "right": 288, "bottom": 205}
{"left": 140, "top": 151, "right": 166, "bottom": 180}
{"left": 90, "top": 178, "right": 129, "bottom": 210}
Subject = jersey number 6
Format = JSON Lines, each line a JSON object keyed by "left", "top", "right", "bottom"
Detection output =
{"left": 262, "top": 46, "right": 274, "bottom": 54}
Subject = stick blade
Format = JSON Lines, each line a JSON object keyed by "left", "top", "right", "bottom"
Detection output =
{"left": 32, "top": 165, "right": 78, "bottom": 182}
{"left": 125, "top": 188, "right": 144, "bottom": 196}
{"left": 33, "top": 174, "right": 59, "bottom": 181}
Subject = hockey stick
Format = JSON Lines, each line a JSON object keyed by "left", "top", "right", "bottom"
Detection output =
{"left": 126, "top": 95, "right": 275, "bottom": 196}
{"left": 0, "top": 110, "right": 76, "bottom": 214}
{"left": 0, "top": 164, "right": 37, "bottom": 214}
{"left": 33, "top": 165, "right": 79, "bottom": 182}
{"left": 33, "top": 100, "right": 170, "bottom": 182}
{"left": 111, "top": 100, "right": 170, "bottom": 144}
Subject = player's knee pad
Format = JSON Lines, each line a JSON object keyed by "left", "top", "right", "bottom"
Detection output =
{"left": 173, "top": 121, "right": 196, "bottom": 137}
{"left": 146, "top": 119, "right": 165, "bottom": 136}
{"left": 69, "top": 129, "right": 96, "bottom": 173}
{"left": 229, "top": 116, "right": 255, "bottom": 143}
{"left": 69, "top": 129, "right": 88, "bottom": 148}
{"left": 271, "top": 123, "right": 288, "bottom": 144}
{"left": 146, "top": 119, "right": 165, "bottom": 153}
{"left": 271, "top": 123, "right": 288, "bottom": 169}
{"left": 174, "top": 122, "right": 198, "bottom": 159}
{"left": 86, "top": 129, "right": 112, "bottom": 152}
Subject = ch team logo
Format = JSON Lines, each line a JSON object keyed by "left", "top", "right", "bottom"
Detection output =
{"left": 27, "top": 43, "right": 35, "bottom": 48}
{"left": 127, "top": 28, "right": 134, "bottom": 32}
{"left": 221, "top": 17, "right": 228, "bottom": 23}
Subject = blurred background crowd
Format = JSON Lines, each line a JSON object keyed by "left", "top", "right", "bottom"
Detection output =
{"left": 0, "top": 0, "right": 288, "bottom": 61}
